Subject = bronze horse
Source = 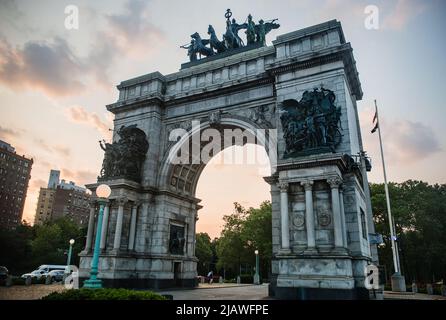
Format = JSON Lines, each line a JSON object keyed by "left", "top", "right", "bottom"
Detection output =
{"left": 190, "top": 32, "right": 214, "bottom": 58}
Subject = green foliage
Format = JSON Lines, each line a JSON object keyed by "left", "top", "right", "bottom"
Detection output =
{"left": 0, "top": 217, "right": 86, "bottom": 275}
{"left": 42, "top": 288, "right": 167, "bottom": 300}
{"left": 216, "top": 201, "right": 272, "bottom": 280}
{"left": 371, "top": 180, "right": 446, "bottom": 283}
{"left": 0, "top": 222, "right": 35, "bottom": 275}
{"left": 239, "top": 274, "right": 254, "bottom": 284}
{"left": 195, "top": 232, "right": 213, "bottom": 275}
{"left": 11, "top": 277, "right": 26, "bottom": 286}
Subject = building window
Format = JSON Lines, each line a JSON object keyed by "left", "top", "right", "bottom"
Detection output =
{"left": 360, "top": 208, "right": 368, "bottom": 240}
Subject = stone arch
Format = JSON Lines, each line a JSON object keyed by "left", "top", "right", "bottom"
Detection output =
{"left": 158, "top": 116, "right": 276, "bottom": 197}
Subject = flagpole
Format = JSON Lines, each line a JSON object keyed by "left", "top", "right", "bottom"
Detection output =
{"left": 374, "top": 100, "right": 404, "bottom": 284}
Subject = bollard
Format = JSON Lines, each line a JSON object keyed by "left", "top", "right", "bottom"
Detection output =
{"left": 25, "top": 276, "right": 32, "bottom": 286}
{"left": 411, "top": 282, "right": 418, "bottom": 293}
{"left": 5, "top": 275, "right": 12, "bottom": 287}
{"left": 441, "top": 284, "right": 446, "bottom": 297}
{"left": 236, "top": 276, "right": 241, "bottom": 284}
{"left": 219, "top": 276, "right": 223, "bottom": 284}
{"left": 45, "top": 275, "right": 52, "bottom": 285}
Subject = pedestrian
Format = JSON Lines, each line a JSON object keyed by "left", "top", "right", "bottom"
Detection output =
{"left": 207, "top": 270, "right": 213, "bottom": 284}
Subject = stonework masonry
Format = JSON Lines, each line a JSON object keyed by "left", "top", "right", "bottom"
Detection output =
{"left": 79, "top": 20, "right": 377, "bottom": 299}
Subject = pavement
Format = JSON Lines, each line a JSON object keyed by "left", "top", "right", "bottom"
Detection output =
{"left": 1, "top": 283, "right": 446, "bottom": 300}
{"left": 156, "top": 283, "right": 270, "bottom": 300}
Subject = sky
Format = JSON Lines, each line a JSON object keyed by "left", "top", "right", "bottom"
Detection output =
{"left": 0, "top": 0, "right": 445, "bottom": 238}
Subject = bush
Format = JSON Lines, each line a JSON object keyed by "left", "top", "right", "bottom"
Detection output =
{"left": 224, "top": 278, "right": 236, "bottom": 283}
{"left": 239, "top": 275, "right": 253, "bottom": 284}
{"left": 42, "top": 288, "right": 167, "bottom": 300}
{"left": 12, "top": 277, "right": 26, "bottom": 286}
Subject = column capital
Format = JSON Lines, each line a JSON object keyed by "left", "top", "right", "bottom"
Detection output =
{"left": 277, "top": 181, "right": 289, "bottom": 192}
{"left": 133, "top": 200, "right": 144, "bottom": 207}
{"left": 327, "top": 176, "right": 342, "bottom": 188}
{"left": 301, "top": 180, "right": 314, "bottom": 191}
{"left": 116, "top": 197, "right": 128, "bottom": 206}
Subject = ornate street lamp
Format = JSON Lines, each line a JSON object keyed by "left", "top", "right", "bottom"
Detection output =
{"left": 83, "top": 184, "right": 111, "bottom": 289}
{"left": 254, "top": 250, "right": 260, "bottom": 285}
{"left": 67, "top": 239, "right": 75, "bottom": 267}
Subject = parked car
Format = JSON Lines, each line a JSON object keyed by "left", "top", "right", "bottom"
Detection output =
{"left": 0, "top": 266, "right": 9, "bottom": 284}
{"left": 47, "top": 270, "right": 65, "bottom": 282}
{"left": 21, "top": 269, "right": 48, "bottom": 280}
{"left": 37, "top": 265, "right": 67, "bottom": 273}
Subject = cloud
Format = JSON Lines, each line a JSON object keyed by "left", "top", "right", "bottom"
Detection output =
{"left": 0, "top": 36, "right": 86, "bottom": 96}
{"left": 30, "top": 178, "right": 47, "bottom": 191}
{"left": 105, "top": 0, "right": 163, "bottom": 58}
{"left": 382, "top": 0, "right": 428, "bottom": 30}
{"left": 65, "top": 105, "right": 112, "bottom": 138}
{"left": 33, "top": 138, "right": 72, "bottom": 158}
{"left": 360, "top": 109, "right": 441, "bottom": 165}
{"left": 385, "top": 120, "right": 441, "bottom": 162}
{"left": 0, "top": 0, "right": 163, "bottom": 96}
{"left": 61, "top": 168, "right": 97, "bottom": 186}
{"left": 0, "top": 125, "right": 23, "bottom": 141}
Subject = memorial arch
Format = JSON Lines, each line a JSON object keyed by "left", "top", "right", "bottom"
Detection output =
{"left": 79, "top": 18, "right": 379, "bottom": 299}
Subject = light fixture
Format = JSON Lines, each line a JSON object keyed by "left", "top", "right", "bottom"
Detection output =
{"left": 96, "top": 184, "right": 111, "bottom": 198}
{"left": 255, "top": 250, "right": 259, "bottom": 255}
{"left": 69, "top": 239, "right": 75, "bottom": 245}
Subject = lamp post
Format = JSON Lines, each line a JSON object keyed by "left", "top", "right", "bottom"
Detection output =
{"left": 254, "top": 250, "right": 260, "bottom": 285}
{"left": 67, "top": 239, "right": 75, "bottom": 267}
{"left": 84, "top": 184, "right": 111, "bottom": 289}
{"left": 63, "top": 239, "right": 75, "bottom": 281}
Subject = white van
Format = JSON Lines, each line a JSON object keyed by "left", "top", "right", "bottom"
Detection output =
{"left": 37, "top": 265, "right": 67, "bottom": 272}
{"left": 21, "top": 265, "right": 67, "bottom": 280}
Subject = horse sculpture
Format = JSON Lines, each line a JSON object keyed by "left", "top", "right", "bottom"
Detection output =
{"left": 190, "top": 32, "right": 214, "bottom": 58}
{"left": 207, "top": 25, "right": 227, "bottom": 53}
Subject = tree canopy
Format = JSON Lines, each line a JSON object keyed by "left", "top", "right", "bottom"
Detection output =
{"left": 0, "top": 217, "right": 86, "bottom": 275}
{"left": 216, "top": 201, "right": 272, "bottom": 279}
{"left": 371, "top": 180, "right": 446, "bottom": 283}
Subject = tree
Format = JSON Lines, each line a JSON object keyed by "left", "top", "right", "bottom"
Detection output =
{"left": 31, "top": 217, "right": 86, "bottom": 267}
{"left": 0, "top": 222, "right": 35, "bottom": 274}
{"left": 241, "top": 201, "right": 272, "bottom": 279}
{"left": 371, "top": 180, "right": 446, "bottom": 283}
{"left": 195, "top": 232, "right": 213, "bottom": 276}
{"left": 0, "top": 217, "right": 86, "bottom": 275}
{"left": 216, "top": 201, "right": 272, "bottom": 280}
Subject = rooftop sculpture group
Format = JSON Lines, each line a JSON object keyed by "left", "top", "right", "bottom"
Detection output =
{"left": 181, "top": 9, "right": 280, "bottom": 62}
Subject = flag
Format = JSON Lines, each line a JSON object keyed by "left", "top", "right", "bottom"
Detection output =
{"left": 371, "top": 109, "right": 378, "bottom": 133}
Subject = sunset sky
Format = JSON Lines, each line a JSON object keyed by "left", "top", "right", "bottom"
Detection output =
{"left": 1, "top": 0, "right": 445, "bottom": 238}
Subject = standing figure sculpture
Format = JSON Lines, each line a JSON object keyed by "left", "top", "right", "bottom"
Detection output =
{"left": 255, "top": 19, "right": 280, "bottom": 46}
{"left": 99, "top": 140, "right": 116, "bottom": 178}
{"left": 245, "top": 14, "right": 256, "bottom": 45}
{"left": 224, "top": 18, "right": 246, "bottom": 49}
{"left": 180, "top": 39, "right": 197, "bottom": 62}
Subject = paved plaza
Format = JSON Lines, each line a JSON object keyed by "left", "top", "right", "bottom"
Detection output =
{"left": 1, "top": 283, "right": 445, "bottom": 300}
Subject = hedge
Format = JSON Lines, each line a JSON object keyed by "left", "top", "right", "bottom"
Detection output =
{"left": 42, "top": 288, "right": 167, "bottom": 300}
